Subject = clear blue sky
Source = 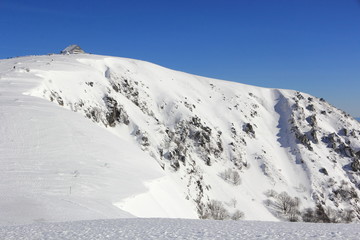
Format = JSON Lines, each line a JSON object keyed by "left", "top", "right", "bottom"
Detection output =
{"left": 1, "top": 0, "right": 359, "bottom": 116}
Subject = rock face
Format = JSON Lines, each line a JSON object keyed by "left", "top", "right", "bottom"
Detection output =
{"left": 3, "top": 53, "right": 360, "bottom": 223}
{"left": 61, "top": 45, "right": 85, "bottom": 54}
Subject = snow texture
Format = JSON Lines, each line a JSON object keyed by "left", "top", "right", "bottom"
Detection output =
{"left": 1, "top": 218, "right": 359, "bottom": 240}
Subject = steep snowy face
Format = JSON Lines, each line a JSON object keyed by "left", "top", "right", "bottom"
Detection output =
{"left": 1, "top": 53, "right": 360, "bottom": 224}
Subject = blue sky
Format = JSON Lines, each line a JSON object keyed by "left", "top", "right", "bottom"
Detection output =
{"left": 1, "top": 0, "right": 359, "bottom": 116}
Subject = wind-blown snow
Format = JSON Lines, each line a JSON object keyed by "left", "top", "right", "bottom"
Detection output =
{"left": 1, "top": 53, "right": 360, "bottom": 225}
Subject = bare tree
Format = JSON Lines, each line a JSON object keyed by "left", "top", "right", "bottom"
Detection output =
{"left": 302, "top": 208, "right": 315, "bottom": 222}
{"left": 228, "top": 198, "right": 237, "bottom": 208}
{"left": 231, "top": 210, "right": 244, "bottom": 220}
{"left": 231, "top": 171, "right": 241, "bottom": 185}
{"left": 220, "top": 168, "right": 241, "bottom": 185}
{"left": 342, "top": 209, "right": 355, "bottom": 223}
{"left": 274, "top": 192, "right": 300, "bottom": 215}
{"left": 208, "top": 200, "right": 230, "bottom": 220}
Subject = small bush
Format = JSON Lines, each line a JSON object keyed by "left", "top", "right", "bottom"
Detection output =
{"left": 208, "top": 200, "right": 230, "bottom": 220}
{"left": 274, "top": 192, "right": 300, "bottom": 215}
{"left": 231, "top": 210, "right": 244, "bottom": 220}
{"left": 227, "top": 198, "right": 237, "bottom": 208}
{"left": 264, "top": 189, "right": 278, "bottom": 198}
{"left": 302, "top": 208, "right": 316, "bottom": 222}
{"left": 302, "top": 204, "right": 355, "bottom": 223}
{"left": 220, "top": 168, "right": 241, "bottom": 185}
{"left": 265, "top": 190, "right": 301, "bottom": 221}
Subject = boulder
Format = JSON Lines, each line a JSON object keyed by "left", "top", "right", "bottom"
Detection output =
{"left": 243, "top": 123, "right": 255, "bottom": 136}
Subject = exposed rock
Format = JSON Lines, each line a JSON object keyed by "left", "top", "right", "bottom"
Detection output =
{"left": 86, "top": 107, "right": 102, "bottom": 123}
{"left": 103, "top": 96, "right": 129, "bottom": 127}
{"left": 306, "top": 104, "right": 315, "bottom": 111}
{"left": 344, "top": 146, "right": 355, "bottom": 158}
{"left": 350, "top": 130, "right": 357, "bottom": 137}
{"left": 299, "top": 134, "right": 313, "bottom": 151}
{"left": 310, "top": 128, "right": 318, "bottom": 144}
{"left": 295, "top": 92, "right": 304, "bottom": 100}
{"left": 334, "top": 143, "right": 355, "bottom": 158}
{"left": 339, "top": 128, "right": 348, "bottom": 136}
{"left": 243, "top": 123, "right": 255, "bottom": 136}
{"left": 61, "top": 45, "right": 85, "bottom": 54}
{"left": 356, "top": 151, "right": 360, "bottom": 159}
{"left": 49, "top": 91, "right": 64, "bottom": 106}
{"left": 292, "top": 126, "right": 313, "bottom": 151}
{"left": 322, "top": 133, "right": 340, "bottom": 149}
{"left": 351, "top": 159, "right": 360, "bottom": 171}
{"left": 306, "top": 115, "right": 317, "bottom": 127}
{"left": 319, "top": 168, "right": 328, "bottom": 176}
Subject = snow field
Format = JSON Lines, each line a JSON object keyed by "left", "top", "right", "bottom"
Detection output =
{"left": 1, "top": 218, "right": 359, "bottom": 240}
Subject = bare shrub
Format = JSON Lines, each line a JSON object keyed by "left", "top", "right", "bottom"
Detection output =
{"left": 302, "top": 208, "right": 316, "bottom": 222}
{"left": 341, "top": 209, "right": 355, "bottom": 223}
{"left": 266, "top": 190, "right": 301, "bottom": 221}
{"left": 264, "top": 189, "right": 278, "bottom": 198}
{"left": 220, "top": 168, "right": 241, "bottom": 185}
{"left": 266, "top": 191, "right": 357, "bottom": 223}
{"left": 231, "top": 210, "right": 244, "bottom": 220}
{"left": 315, "top": 204, "right": 331, "bottom": 223}
{"left": 228, "top": 198, "right": 237, "bottom": 208}
{"left": 302, "top": 204, "right": 355, "bottom": 223}
{"left": 274, "top": 192, "right": 300, "bottom": 215}
{"left": 208, "top": 200, "right": 230, "bottom": 220}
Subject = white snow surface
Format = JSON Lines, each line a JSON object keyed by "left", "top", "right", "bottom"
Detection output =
{"left": 1, "top": 218, "right": 360, "bottom": 240}
{"left": 1, "top": 53, "right": 360, "bottom": 225}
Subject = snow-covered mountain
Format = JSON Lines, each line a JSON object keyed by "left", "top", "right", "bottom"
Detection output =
{"left": 1, "top": 52, "right": 360, "bottom": 225}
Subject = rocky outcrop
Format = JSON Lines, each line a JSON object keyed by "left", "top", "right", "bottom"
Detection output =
{"left": 351, "top": 159, "right": 360, "bottom": 172}
{"left": 243, "top": 123, "right": 255, "bottom": 137}
{"left": 61, "top": 45, "right": 85, "bottom": 54}
{"left": 103, "top": 96, "right": 129, "bottom": 127}
{"left": 292, "top": 126, "right": 313, "bottom": 151}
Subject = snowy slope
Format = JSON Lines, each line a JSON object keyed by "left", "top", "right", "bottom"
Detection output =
{"left": 1, "top": 53, "right": 360, "bottom": 225}
{"left": 0, "top": 55, "right": 196, "bottom": 225}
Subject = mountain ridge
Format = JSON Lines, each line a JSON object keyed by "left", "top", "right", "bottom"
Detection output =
{"left": 1, "top": 53, "right": 360, "bottom": 225}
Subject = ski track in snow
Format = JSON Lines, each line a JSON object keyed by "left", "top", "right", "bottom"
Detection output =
{"left": 1, "top": 218, "right": 359, "bottom": 240}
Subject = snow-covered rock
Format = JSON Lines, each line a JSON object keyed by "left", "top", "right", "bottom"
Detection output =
{"left": 1, "top": 53, "right": 360, "bottom": 225}
{"left": 61, "top": 45, "right": 85, "bottom": 54}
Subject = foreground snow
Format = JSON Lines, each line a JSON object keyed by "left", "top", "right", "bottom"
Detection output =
{"left": 1, "top": 218, "right": 359, "bottom": 240}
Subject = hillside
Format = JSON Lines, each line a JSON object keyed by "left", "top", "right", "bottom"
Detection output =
{"left": 1, "top": 53, "right": 360, "bottom": 225}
